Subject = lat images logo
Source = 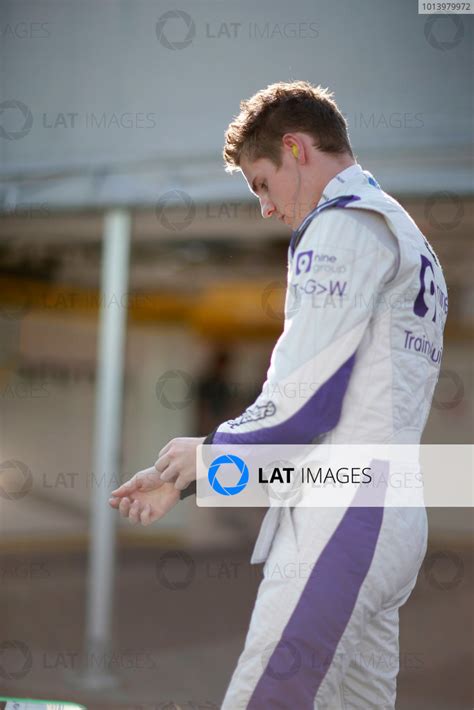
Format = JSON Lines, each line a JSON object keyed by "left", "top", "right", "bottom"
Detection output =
{"left": 0, "top": 99, "right": 33, "bottom": 140}
{"left": 208, "top": 454, "right": 249, "bottom": 496}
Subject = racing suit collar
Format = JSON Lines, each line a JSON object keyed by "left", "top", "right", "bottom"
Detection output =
{"left": 318, "top": 162, "right": 365, "bottom": 205}
{"left": 289, "top": 163, "right": 367, "bottom": 253}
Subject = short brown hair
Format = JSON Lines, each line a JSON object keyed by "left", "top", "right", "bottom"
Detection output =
{"left": 223, "top": 80, "right": 353, "bottom": 173}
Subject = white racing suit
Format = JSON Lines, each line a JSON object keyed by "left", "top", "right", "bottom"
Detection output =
{"left": 181, "top": 163, "right": 448, "bottom": 708}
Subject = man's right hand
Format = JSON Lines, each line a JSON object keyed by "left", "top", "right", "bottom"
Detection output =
{"left": 109, "top": 466, "right": 180, "bottom": 526}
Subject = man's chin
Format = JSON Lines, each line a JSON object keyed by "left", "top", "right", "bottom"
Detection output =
{"left": 280, "top": 215, "right": 295, "bottom": 230}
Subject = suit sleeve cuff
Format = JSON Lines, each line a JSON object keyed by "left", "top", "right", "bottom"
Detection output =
{"left": 179, "top": 428, "right": 218, "bottom": 501}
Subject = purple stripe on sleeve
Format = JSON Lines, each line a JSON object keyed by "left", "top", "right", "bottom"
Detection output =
{"left": 212, "top": 353, "right": 356, "bottom": 445}
{"left": 248, "top": 460, "right": 388, "bottom": 708}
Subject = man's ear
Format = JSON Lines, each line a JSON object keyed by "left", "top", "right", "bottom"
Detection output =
{"left": 282, "top": 133, "right": 305, "bottom": 164}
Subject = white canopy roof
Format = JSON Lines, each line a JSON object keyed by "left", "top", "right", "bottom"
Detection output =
{"left": 1, "top": 0, "right": 472, "bottom": 211}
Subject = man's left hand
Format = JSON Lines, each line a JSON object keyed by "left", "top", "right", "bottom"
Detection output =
{"left": 155, "top": 436, "right": 205, "bottom": 491}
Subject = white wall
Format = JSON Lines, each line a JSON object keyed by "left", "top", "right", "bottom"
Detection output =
{"left": 1, "top": 0, "right": 472, "bottom": 207}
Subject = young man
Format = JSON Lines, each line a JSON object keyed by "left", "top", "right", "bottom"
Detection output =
{"left": 109, "top": 81, "right": 448, "bottom": 708}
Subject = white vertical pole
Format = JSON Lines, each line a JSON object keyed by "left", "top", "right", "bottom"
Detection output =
{"left": 82, "top": 208, "right": 131, "bottom": 689}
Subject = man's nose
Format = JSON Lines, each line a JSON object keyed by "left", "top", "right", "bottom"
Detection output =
{"left": 260, "top": 198, "right": 275, "bottom": 219}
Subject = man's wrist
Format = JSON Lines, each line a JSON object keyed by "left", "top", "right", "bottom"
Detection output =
{"left": 179, "top": 433, "right": 215, "bottom": 500}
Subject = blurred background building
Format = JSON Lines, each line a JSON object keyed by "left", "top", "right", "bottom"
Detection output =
{"left": 0, "top": 1, "right": 472, "bottom": 707}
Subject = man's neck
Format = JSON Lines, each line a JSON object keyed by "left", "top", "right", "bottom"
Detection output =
{"left": 318, "top": 154, "right": 357, "bottom": 193}
{"left": 303, "top": 155, "right": 356, "bottom": 216}
{"left": 294, "top": 155, "right": 356, "bottom": 231}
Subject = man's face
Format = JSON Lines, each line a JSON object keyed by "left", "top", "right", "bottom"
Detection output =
{"left": 240, "top": 152, "right": 306, "bottom": 231}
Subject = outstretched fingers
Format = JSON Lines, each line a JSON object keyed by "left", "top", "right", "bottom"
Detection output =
{"left": 140, "top": 503, "right": 153, "bottom": 526}
{"left": 111, "top": 476, "right": 138, "bottom": 498}
{"left": 128, "top": 499, "right": 142, "bottom": 525}
{"left": 118, "top": 496, "right": 132, "bottom": 517}
{"left": 128, "top": 500, "right": 155, "bottom": 526}
{"left": 111, "top": 467, "right": 162, "bottom": 497}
